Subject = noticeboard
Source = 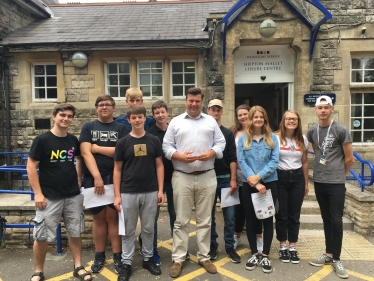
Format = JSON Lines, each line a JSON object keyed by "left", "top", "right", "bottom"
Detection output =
{"left": 304, "top": 94, "right": 336, "bottom": 105}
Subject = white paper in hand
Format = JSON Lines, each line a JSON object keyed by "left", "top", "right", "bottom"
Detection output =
{"left": 83, "top": 184, "right": 115, "bottom": 209}
{"left": 118, "top": 205, "right": 126, "bottom": 235}
{"left": 220, "top": 187, "right": 240, "bottom": 208}
{"left": 251, "top": 190, "right": 275, "bottom": 219}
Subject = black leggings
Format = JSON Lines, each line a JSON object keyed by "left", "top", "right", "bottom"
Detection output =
{"left": 242, "top": 181, "right": 277, "bottom": 255}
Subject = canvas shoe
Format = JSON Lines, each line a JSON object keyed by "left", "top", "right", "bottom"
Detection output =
{"left": 260, "top": 256, "right": 273, "bottom": 273}
{"left": 332, "top": 260, "right": 349, "bottom": 279}
{"left": 289, "top": 249, "right": 300, "bottom": 264}
{"left": 245, "top": 254, "right": 259, "bottom": 271}
{"left": 309, "top": 254, "right": 333, "bottom": 267}
{"left": 279, "top": 249, "right": 290, "bottom": 263}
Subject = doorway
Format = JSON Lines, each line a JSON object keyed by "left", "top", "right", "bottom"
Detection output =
{"left": 234, "top": 83, "right": 292, "bottom": 130}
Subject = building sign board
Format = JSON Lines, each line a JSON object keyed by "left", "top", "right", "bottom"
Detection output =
{"left": 304, "top": 93, "right": 336, "bottom": 105}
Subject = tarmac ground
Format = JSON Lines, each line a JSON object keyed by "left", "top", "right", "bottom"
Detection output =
{"left": 1, "top": 213, "right": 374, "bottom": 281}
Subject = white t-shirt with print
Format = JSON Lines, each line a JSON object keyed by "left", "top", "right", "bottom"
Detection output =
{"left": 277, "top": 135, "right": 308, "bottom": 170}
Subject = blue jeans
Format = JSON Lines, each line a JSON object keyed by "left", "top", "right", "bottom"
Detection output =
{"left": 210, "top": 177, "right": 235, "bottom": 249}
{"left": 153, "top": 181, "right": 176, "bottom": 250}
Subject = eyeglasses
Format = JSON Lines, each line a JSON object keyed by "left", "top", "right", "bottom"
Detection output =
{"left": 285, "top": 117, "right": 298, "bottom": 122}
{"left": 97, "top": 104, "right": 114, "bottom": 108}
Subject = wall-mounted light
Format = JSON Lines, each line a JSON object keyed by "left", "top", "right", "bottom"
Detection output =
{"left": 71, "top": 52, "right": 88, "bottom": 68}
{"left": 361, "top": 27, "right": 366, "bottom": 38}
{"left": 260, "top": 19, "right": 276, "bottom": 37}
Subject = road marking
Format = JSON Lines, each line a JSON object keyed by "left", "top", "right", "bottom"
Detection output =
{"left": 47, "top": 265, "right": 91, "bottom": 281}
{"left": 305, "top": 266, "right": 333, "bottom": 281}
{"left": 347, "top": 270, "right": 374, "bottom": 281}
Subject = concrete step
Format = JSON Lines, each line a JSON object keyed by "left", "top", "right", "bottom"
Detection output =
{"left": 305, "top": 187, "right": 316, "bottom": 201}
{"left": 300, "top": 201, "right": 320, "bottom": 214}
{"left": 300, "top": 214, "right": 354, "bottom": 230}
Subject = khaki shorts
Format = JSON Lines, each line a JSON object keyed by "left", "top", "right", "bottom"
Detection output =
{"left": 33, "top": 194, "right": 84, "bottom": 242}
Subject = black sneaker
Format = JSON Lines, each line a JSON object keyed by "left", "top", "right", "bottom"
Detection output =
{"left": 289, "top": 250, "right": 300, "bottom": 264}
{"left": 260, "top": 256, "right": 273, "bottom": 273}
{"left": 113, "top": 252, "right": 122, "bottom": 274}
{"left": 91, "top": 252, "right": 105, "bottom": 273}
{"left": 137, "top": 234, "right": 143, "bottom": 256}
{"left": 143, "top": 259, "right": 161, "bottom": 275}
{"left": 118, "top": 264, "right": 131, "bottom": 281}
{"left": 225, "top": 247, "right": 241, "bottom": 263}
{"left": 208, "top": 243, "right": 218, "bottom": 260}
{"left": 279, "top": 249, "right": 290, "bottom": 263}
{"left": 245, "top": 254, "right": 259, "bottom": 270}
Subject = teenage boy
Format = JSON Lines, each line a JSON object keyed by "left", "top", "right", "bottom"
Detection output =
{"left": 307, "top": 96, "right": 354, "bottom": 279}
{"left": 27, "top": 104, "right": 92, "bottom": 281}
{"left": 145, "top": 100, "right": 176, "bottom": 266}
{"left": 113, "top": 105, "right": 164, "bottom": 281}
{"left": 80, "top": 95, "right": 128, "bottom": 274}
{"left": 207, "top": 99, "right": 241, "bottom": 263}
{"left": 115, "top": 87, "right": 155, "bottom": 131}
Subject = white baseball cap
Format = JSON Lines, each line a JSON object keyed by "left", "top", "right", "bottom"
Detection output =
{"left": 315, "top": 95, "right": 333, "bottom": 107}
{"left": 208, "top": 99, "right": 223, "bottom": 108}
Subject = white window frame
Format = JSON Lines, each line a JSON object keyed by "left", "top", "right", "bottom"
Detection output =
{"left": 137, "top": 60, "right": 164, "bottom": 99}
{"left": 31, "top": 63, "right": 57, "bottom": 102}
{"left": 104, "top": 61, "right": 131, "bottom": 100}
{"left": 350, "top": 92, "right": 374, "bottom": 143}
{"left": 351, "top": 56, "right": 374, "bottom": 84}
{"left": 170, "top": 60, "right": 197, "bottom": 99}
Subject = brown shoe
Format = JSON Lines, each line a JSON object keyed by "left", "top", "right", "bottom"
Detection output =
{"left": 169, "top": 262, "right": 183, "bottom": 278}
{"left": 199, "top": 259, "right": 217, "bottom": 274}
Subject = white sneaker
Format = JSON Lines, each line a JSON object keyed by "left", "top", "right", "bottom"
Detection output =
{"left": 234, "top": 235, "right": 242, "bottom": 250}
{"left": 256, "top": 237, "right": 263, "bottom": 255}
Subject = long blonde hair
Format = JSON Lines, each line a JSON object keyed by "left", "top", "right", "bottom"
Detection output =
{"left": 275, "top": 110, "right": 306, "bottom": 152}
{"left": 244, "top": 106, "right": 274, "bottom": 149}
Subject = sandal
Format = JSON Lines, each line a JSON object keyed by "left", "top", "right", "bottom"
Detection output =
{"left": 73, "top": 266, "right": 93, "bottom": 281}
{"left": 30, "top": 272, "right": 45, "bottom": 281}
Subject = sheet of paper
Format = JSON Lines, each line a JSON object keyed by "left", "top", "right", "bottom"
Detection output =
{"left": 82, "top": 184, "right": 114, "bottom": 209}
{"left": 251, "top": 190, "right": 275, "bottom": 219}
{"left": 118, "top": 205, "right": 126, "bottom": 235}
{"left": 220, "top": 187, "right": 240, "bottom": 208}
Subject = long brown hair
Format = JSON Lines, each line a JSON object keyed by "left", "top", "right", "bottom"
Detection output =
{"left": 275, "top": 110, "right": 306, "bottom": 152}
{"left": 244, "top": 106, "right": 274, "bottom": 149}
{"left": 230, "top": 104, "right": 251, "bottom": 135}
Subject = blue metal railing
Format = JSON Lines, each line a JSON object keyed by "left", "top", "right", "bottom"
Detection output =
{"left": 308, "top": 150, "right": 374, "bottom": 192}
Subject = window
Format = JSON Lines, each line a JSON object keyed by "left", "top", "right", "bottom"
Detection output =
{"left": 351, "top": 57, "right": 374, "bottom": 83}
{"left": 351, "top": 93, "right": 374, "bottom": 142}
{"left": 171, "top": 61, "right": 196, "bottom": 97}
{"left": 105, "top": 62, "right": 130, "bottom": 98}
{"left": 138, "top": 61, "right": 163, "bottom": 97}
{"left": 32, "top": 63, "right": 57, "bottom": 101}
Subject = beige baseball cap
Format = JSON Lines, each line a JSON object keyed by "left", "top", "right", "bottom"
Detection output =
{"left": 208, "top": 99, "right": 223, "bottom": 108}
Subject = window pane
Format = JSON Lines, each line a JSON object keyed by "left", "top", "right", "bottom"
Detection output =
{"left": 140, "top": 86, "right": 150, "bottom": 97}
{"left": 108, "top": 87, "right": 118, "bottom": 97}
{"left": 351, "top": 71, "right": 362, "bottom": 82}
{"left": 363, "top": 130, "right": 374, "bottom": 142}
{"left": 35, "top": 88, "right": 45, "bottom": 99}
{"left": 364, "top": 93, "right": 374, "bottom": 104}
{"left": 172, "top": 74, "right": 183, "bottom": 84}
{"left": 185, "top": 73, "right": 195, "bottom": 84}
{"left": 184, "top": 62, "right": 195, "bottom": 72}
{"left": 140, "top": 74, "right": 150, "bottom": 85}
{"left": 151, "top": 62, "right": 162, "bottom": 73}
{"left": 185, "top": 86, "right": 191, "bottom": 95}
{"left": 108, "top": 63, "right": 118, "bottom": 74}
{"left": 364, "top": 58, "right": 374, "bottom": 69}
{"left": 363, "top": 118, "right": 374, "bottom": 129}
{"left": 173, "top": 86, "right": 183, "bottom": 96}
{"left": 351, "top": 93, "right": 362, "bottom": 104}
{"left": 120, "top": 87, "right": 127, "bottom": 97}
{"left": 119, "top": 63, "right": 129, "bottom": 73}
{"left": 108, "top": 75, "right": 118, "bottom": 85}
{"left": 351, "top": 58, "right": 362, "bottom": 69}
{"left": 152, "top": 86, "right": 162, "bottom": 96}
{"left": 34, "top": 65, "right": 45, "bottom": 75}
{"left": 172, "top": 62, "right": 183, "bottom": 72}
{"left": 351, "top": 106, "right": 362, "bottom": 117}
{"left": 119, "top": 75, "right": 130, "bottom": 85}
{"left": 351, "top": 118, "right": 362, "bottom": 129}
{"left": 364, "top": 106, "right": 374, "bottom": 116}
{"left": 364, "top": 70, "right": 374, "bottom": 82}
{"left": 152, "top": 74, "right": 162, "bottom": 85}
{"left": 47, "top": 88, "right": 57, "bottom": 99}
{"left": 46, "top": 65, "right": 56, "bottom": 75}
{"left": 139, "top": 63, "right": 150, "bottom": 73}
{"left": 47, "top": 77, "right": 57, "bottom": 87}
{"left": 352, "top": 131, "right": 362, "bottom": 142}
{"left": 35, "top": 77, "right": 45, "bottom": 87}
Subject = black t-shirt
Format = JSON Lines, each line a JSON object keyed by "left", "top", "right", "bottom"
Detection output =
{"left": 79, "top": 120, "right": 128, "bottom": 176}
{"left": 114, "top": 133, "right": 163, "bottom": 193}
{"left": 147, "top": 124, "right": 174, "bottom": 183}
{"left": 28, "top": 131, "right": 81, "bottom": 199}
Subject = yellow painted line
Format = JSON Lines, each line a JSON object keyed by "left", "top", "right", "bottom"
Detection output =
{"left": 175, "top": 268, "right": 206, "bottom": 281}
{"left": 218, "top": 267, "right": 252, "bottom": 281}
{"left": 99, "top": 267, "right": 118, "bottom": 280}
{"left": 304, "top": 266, "right": 333, "bottom": 281}
{"left": 190, "top": 220, "right": 196, "bottom": 225}
{"left": 347, "top": 270, "right": 374, "bottom": 281}
{"left": 46, "top": 265, "right": 91, "bottom": 281}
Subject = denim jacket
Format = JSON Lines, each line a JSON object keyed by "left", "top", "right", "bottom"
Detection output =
{"left": 237, "top": 133, "right": 279, "bottom": 183}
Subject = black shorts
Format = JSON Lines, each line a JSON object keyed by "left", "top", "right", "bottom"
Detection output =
{"left": 82, "top": 174, "right": 116, "bottom": 215}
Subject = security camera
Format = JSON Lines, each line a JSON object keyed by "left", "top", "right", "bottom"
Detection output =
{"left": 261, "top": 76, "right": 266, "bottom": 81}
{"left": 361, "top": 27, "right": 366, "bottom": 38}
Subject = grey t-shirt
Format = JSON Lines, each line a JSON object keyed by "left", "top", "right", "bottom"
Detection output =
{"left": 307, "top": 121, "right": 352, "bottom": 184}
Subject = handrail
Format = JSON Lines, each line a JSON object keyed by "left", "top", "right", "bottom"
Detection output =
{"left": 308, "top": 150, "right": 374, "bottom": 192}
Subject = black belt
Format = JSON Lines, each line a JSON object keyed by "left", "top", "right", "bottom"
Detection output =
{"left": 277, "top": 167, "right": 302, "bottom": 174}
{"left": 176, "top": 169, "right": 213, "bottom": 175}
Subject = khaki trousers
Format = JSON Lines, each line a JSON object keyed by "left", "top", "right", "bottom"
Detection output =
{"left": 171, "top": 170, "right": 217, "bottom": 262}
